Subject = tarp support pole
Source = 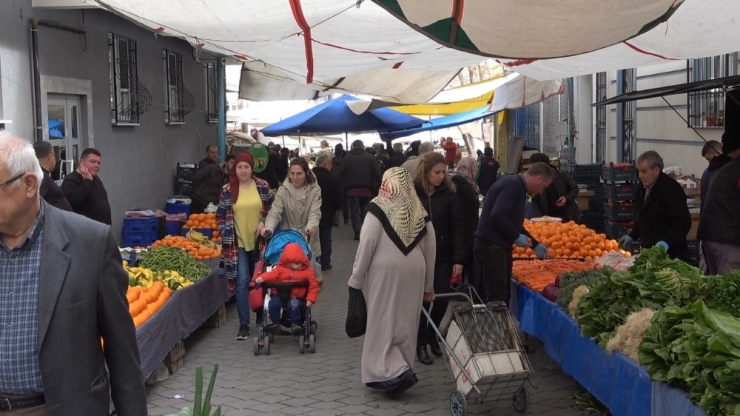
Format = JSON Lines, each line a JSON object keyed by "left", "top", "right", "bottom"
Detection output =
{"left": 217, "top": 58, "right": 226, "bottom": 161}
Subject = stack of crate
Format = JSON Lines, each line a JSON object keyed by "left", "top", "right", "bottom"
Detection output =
{"left": 571, "top": 163, "right": 604, "bottom": 233}
{"left": 602, "top": 162, "right": 637, "bottom": 239}
{"left": 122, "top": 216, "right": 159, "bottom": 247}
{"left": 175, "top": 163, "right": 198, "bottom": 196}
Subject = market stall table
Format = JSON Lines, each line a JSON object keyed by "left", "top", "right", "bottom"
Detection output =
{"left": 136, "top": 262, "right": 230, "bottom": 380}
{"left": 511, "top": 282, "right": 707, "bottom": 416}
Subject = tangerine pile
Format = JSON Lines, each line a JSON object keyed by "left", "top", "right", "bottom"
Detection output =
{"left": 513, "top": 219, "right": 631, "bottom": 260}
{"left": 150, "top": 236, "right": 220, "bottom": 260}
{"left": 185, "top": 213, "right": 221, "bottom": 242}
{"left": 127, "top": 282, "right": 172, "bottom": 328}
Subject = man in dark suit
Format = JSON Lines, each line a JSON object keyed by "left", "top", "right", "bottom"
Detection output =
{"left": 0, "top": 133, "right": 147, "bottom": 415}
{"left": 31, "top": 140, "right": 72, "bottom": 211}
{"left": 312, "top": 155, "right": 343, "bottom": 270}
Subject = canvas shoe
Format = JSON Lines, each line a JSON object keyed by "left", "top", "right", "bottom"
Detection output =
{"left": 236, "top": 325, "right": 250, "bottom": 340}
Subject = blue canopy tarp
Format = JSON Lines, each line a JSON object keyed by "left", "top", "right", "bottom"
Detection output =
{"left": 261, "top": 95, "right": 425, "bottom": 136}
{"left": 381, "top": 105, "right": 496, "bottom": 140}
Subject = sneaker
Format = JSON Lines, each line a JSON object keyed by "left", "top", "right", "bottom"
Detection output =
{"left": 236, "top": 325, "right": 250, "bottom": 340}
{"left": 290, "top": 324, "right": 302, "bottom": 335}
{"left": 321, "top": 264, "right": 332, "bottom": 271}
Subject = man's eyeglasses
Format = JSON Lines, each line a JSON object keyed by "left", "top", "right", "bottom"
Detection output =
{"left": 0, "top": 173, "right": 26, "bottom": 189}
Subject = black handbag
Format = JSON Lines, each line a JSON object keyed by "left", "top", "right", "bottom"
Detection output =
{"left": 345, "top": 287, "right": 367, "bottom": 338}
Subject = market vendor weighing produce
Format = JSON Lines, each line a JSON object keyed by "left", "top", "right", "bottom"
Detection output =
{"left": 618, "top": 150, "right": 691, "bottom": 261}
{"left": 474, "top": 162, "right": 554, "bottom": 309}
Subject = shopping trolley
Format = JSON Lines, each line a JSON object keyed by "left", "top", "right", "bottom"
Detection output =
{"left": 422, "top": 288, "right": 535, "bottom": 416}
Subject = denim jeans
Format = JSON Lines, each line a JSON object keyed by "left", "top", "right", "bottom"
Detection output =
{"left": 236, "top": 248, "right": 257, "bottom": 326}
{"left": 319, "top": 227, "right": 333, "bottom": 266}
{"left": 348, "top": 196, "right": 371, "bottom": 235}
{"left": 268, "top": 296, "right": 305, "bottom": 325}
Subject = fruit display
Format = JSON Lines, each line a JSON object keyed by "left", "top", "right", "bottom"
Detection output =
{"left": 151, "top": 234, "right": 220, "bottom": 260}
{"left": 123, "top": 260, "right": 194, "bottom": 290}
{"left": 139, "top": 247, "right": 213, "bottom": 281}
{"left": 127, "top": 282, "right": 172, "bottom": 328}
{"left": 185, "top": 213, "right": 221, "bottom": 243}
{"left": 513, "top": 219, "right": 631, "bottom": 260}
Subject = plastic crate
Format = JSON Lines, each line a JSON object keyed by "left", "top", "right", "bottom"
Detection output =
{"left": 686, "top": 239, "right": 700, "bottom": 267}
{"left": 605, "top": 219, "right": 636, "bottom": 239}
{"left": 175, "top": 179, "right": 194, "bottom": 196}
{"left": 165, "top": 221, "right": 182, "bottom": 236}
{"left": 575, "top": 177, "right": 601, "bottom": 190}
{"left": 176, "top": 163, "right": 198, "bottom": 179}
{"left": 157, "top": 216, "right": 167, "bottom": 239}
{"left": 166, "top": 202, "right": 191, "bottom": 216}
{"left": 571, "top": 163, "right": 602, "bottom": 179}
{"left": 122, "top": 217, "right": 158, "bottom": 233}
{"left": 122, "top": 230, "right": 158, "bottom": 247}
{"left": 603, "top": 183, "right": 636, "bottom": 201}
{"left": 181, "top": 227, "right": 213, "bottom": 238}
{"left": 602, "top": 162, "right": 636, "bottom": 183}
{"left": 604, "top": 202, "right": 636, "bottom": 221}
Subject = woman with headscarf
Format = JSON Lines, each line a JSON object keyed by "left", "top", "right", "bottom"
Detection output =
{"left": 260, "top": 157, "right": 323, "bottom": 279}
{"left": 413, "top": 152, "right": 466, "bottom": 365}
{"left": 217, "top": 152, "right": 274, "bottom": 341}
{"left": 348, "top": 168, "right": 436, "bottom": 396}
{"left": 452, "top": 156, "right": 481, "bottom": 291}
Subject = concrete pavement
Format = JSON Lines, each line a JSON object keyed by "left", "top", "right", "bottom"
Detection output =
{"left": 146, "top": 221, "right": 590, "bottom": 416}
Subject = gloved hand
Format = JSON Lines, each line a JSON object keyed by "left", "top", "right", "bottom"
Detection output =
{"left": 655, "top": 241, "right": 669, "bottom": 251}
{"left": 514, "top": 234, "right": 531, "bottom": 247}
{"left": 533, "top": 244, "right": 548, "bottom": 259}
{"left": 618, "top": 235, "right": 633, "bottom": 250}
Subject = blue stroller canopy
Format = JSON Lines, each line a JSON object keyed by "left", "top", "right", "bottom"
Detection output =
{"left": 264, "top": 230, "right": 311, "bottom": 265}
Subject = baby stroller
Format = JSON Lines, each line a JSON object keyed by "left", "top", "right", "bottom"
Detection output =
{"left": 251, "top": 230, "right": 318, "bottom": 355}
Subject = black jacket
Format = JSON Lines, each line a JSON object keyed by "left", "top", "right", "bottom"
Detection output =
{"left": 386, "top": 153, "right": 407, "bottom": 169}
{"left": 40, "top": 168, "right": 72, "bottom": 211}
{"left": 697, "top": 157, "right": 740, "bottom": 245}
{"left": 255, "top": 149, "right": 280, "bottom": 189}
{"left": 629, "top": 172, "right": 691, "bottom": 258}
{"left": 415, "top": 181, "right": 466, "bottom": 265}
{"left": 451, "top": 175, "right": 479, "bottom": 268}
{"left": 700, "top": 154, "right": 731, "bottom": 210}
{"left": 531, "top": 169, "right": 580, "bottom": 222}
{"left": 192, "top": 164, "right": 227, "bottom": 213}
{"left": 476, "top": 156, "right": 499, "bottom": 197}
{"left": 312, "top": 166, "right": 343, "bottom": 229}
{"left": 338, "top": 148, "right": 381, "bottom": 193}
{"left": 61, "top": 171, "right": 112, "bottom": 225}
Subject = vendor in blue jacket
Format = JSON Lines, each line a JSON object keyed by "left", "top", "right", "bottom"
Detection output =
{"left": 473, "top": 163, "right": 554, "bottom": 309}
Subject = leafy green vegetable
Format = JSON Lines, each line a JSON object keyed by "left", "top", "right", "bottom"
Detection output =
{"left": 556, "top": 268, "right": 611, "bottom": 309}
{"left": 700, "top": 270, "right": 740, "bottom": 318}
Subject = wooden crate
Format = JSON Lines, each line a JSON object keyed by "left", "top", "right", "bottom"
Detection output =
{"left": 164, "top": 341, "right": 186, "bottom": 375}
{"left": 203, "top": 304, "right": 227, "bottom": 328}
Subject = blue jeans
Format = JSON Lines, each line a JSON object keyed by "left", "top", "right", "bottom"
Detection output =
{"left": 268, "top": 296, "right": 305, "bottom": 325}
{"left": 319, "top": 227, "right": 333, "bottom": 266}
{"left": 236, "top": 248, "right": 257, "bottom": 326}
{"left": 348, "top": 196, "right": 371, "bottom": 235}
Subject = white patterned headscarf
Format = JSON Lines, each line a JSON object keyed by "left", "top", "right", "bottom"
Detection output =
{"left": 368, "top": 167, "right": 428, "bottom": 253}
{"left": 456, "top": 156, "right": 477, "bottom": 184}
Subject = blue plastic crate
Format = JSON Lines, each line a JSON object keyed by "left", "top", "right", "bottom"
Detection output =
{"left": 571, "top": 164, "right": 602, "bottom": 179}
{"left": 122, "top": 230, "right": 158, "bottom": 247}
{"left": 166, "top": 202, "right": 191, "bottom": 216}
{"left": 122, "top": 216, "right": 158, "bottom": 233}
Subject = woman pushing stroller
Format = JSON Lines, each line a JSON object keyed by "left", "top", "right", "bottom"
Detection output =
{"left": 255, "top": 242, "right": 320, "bottom": 335}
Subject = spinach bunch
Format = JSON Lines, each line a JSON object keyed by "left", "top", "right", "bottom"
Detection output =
{"left": 639, "top": 302, "right": 740, "bottom": 416}
{"left": 701, "top": 270, "right": 740, "bottom": 318}
{"left": 556, "top": 268, "right": 611, "bottom": 310}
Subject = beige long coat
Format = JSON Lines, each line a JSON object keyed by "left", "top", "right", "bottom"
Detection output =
{"left": 264, "top": 173, "right": 322, "bottom": 256}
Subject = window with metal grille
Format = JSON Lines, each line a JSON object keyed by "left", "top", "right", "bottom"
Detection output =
{"left": 204, "top": 63, "right": 219, "bottom": 123}
{"left": 164, "top": 50, "right": 185, "bottom": 124}
{"left": 109, "top": 33, "right": 151, "bottom": 125}
{"left": 687, "top": 53, "right": 738, "bottom": 128}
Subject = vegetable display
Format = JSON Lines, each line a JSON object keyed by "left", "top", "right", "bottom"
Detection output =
{"left": 151, "top": 235, "right": 221, "bottom": 260}
{"left": 511, "top": 259, "right": 597, "bottom": 292}
{"left": 124, "top": 261, "right": 194, "bottom": 290}
{"left": 555, "top": 268, "right": 611, "bottom": 310}
{"left": 140, "top": 247, "right": 213, "bottom": 281}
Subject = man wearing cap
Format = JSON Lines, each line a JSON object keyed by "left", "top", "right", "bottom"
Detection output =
{"left": 697, "top": 89, "right": 740, "bottom": 274}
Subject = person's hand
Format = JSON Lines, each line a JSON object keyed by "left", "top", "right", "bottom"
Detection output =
{"left": 260, "top": 228, "right": 273, "bottom": 238}
{"left": 514, "top": 234, "right": 532, "bottom": 248}
{"left": 452, "top": 264, "right": 463, "bottom": 277}
{"left": 255, "top": 277, "right": 263, "bottom": 284}
{"left": 555, "top": 196, "right": 567, "bottom": 207}
{"left": 256, "top": 221, "right": 265, "bottom": 236}
{"left": 534, "top": 244, "right": 548, "bottom": 259}
{"left": 77, "top": 164, "right": 93, "bottom": 181}
{"left": 305, "top": 227, "right": 316, "bottom": 237}
{"left": 423, "top": 291, "right": 435, "bottom": 302}
{"left": 618, "top": 235, "right": 633, "bottom": 250}
{"left": 655, "top": 241, "right": 669, "bottom": 251}
{"left": 306, "top": 300, "right": 313, "bottom": 308}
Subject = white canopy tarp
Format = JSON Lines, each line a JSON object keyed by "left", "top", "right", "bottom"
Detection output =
{"left": 487, "top": 76, "right": 563, "bottom": 113}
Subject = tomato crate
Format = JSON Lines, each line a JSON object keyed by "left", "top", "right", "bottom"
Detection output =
{"left": 122, "top": 216, "right": 158, "bottom": 233}
{"left": 605, "top": 219, "right": 636, "bottom": 239}
{"left": 602, "top": 162, "right": 636, "bottom": 183}
{"left": 604, "top": 202, "right": 636, "bottom": 221}
{"left": 570, "top": 163, "right": 602, "bottom": 179}
{"left": 603, "top": 183, "right": 636, "bottom": 201}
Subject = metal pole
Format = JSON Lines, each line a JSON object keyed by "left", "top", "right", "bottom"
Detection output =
{"left": 217, "top": 58, "right": 226, "bottom": 161}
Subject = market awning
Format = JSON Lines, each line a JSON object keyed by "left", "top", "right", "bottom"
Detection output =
{"left": 487, "top": 76, "right": 563, "bottom": 113}
{"left": 381, "top": 105, "right": 495, "bottom": 140}
{"left": 594, "top": 75, "right": 740, "bottom": 106}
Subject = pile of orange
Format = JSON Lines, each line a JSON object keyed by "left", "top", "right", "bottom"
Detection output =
{"left": 184, "top": 213, "right": 221, "bottom": 242}
{"left": 150, "top": 236, "right": 221, "bottom": 260}
{"left": 513, "top": 219, "right": 631, "bottom": 261}
{"left": 127, "top": 282, "right": 172, "bottom": 328}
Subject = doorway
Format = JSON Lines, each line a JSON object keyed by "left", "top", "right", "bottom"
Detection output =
{"left": 46, "top": 95, "right": 82, "bottom": 181}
